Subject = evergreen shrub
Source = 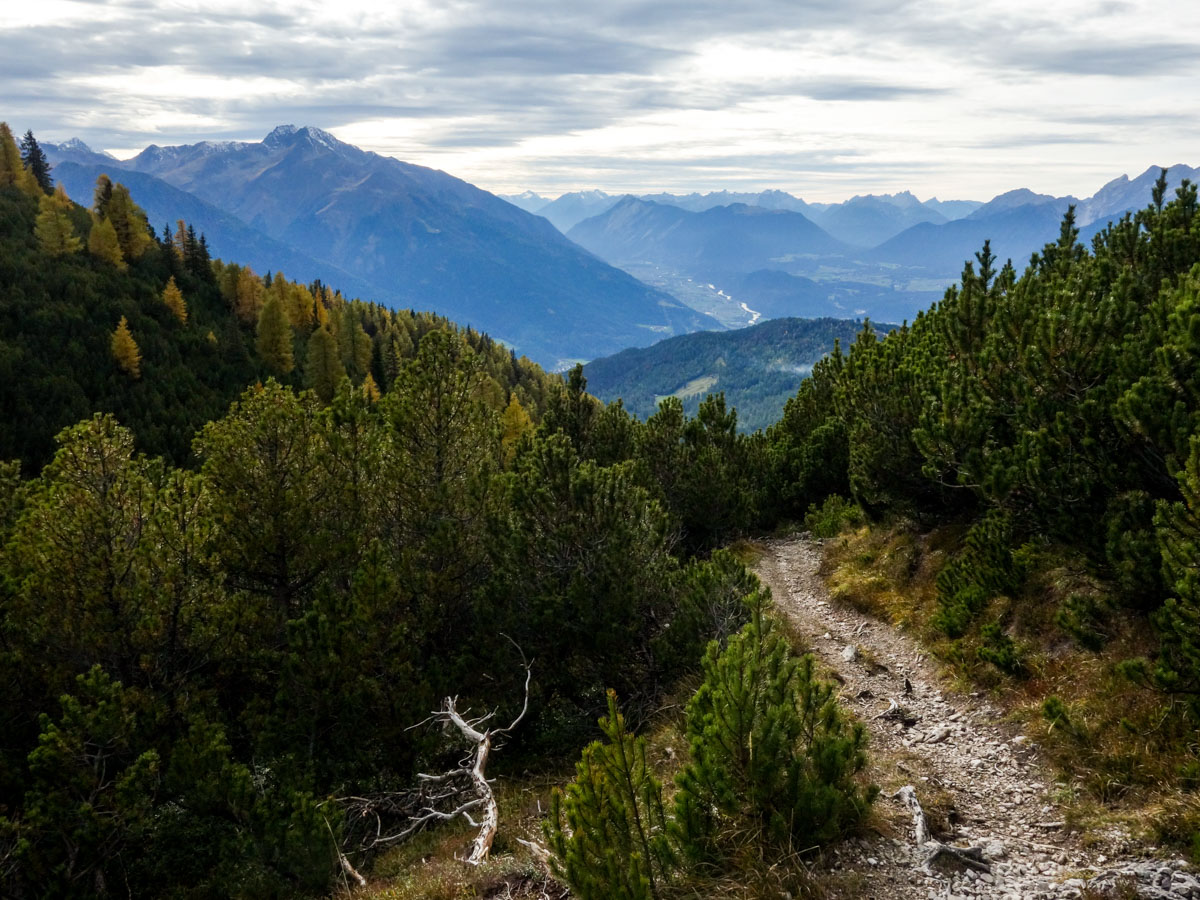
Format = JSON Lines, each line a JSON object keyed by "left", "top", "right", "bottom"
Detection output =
{"left": 673, "top": 613, "right": 874, "bottom": 863}
{"left": 803, "top": 494, "right": 865, "bottom": 538}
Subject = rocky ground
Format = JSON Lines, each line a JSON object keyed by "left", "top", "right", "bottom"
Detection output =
{"left": 753, "top": 537, "right": 1198, "bottom": 900}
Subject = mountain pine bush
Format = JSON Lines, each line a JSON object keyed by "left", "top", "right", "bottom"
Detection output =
{"left": 673, "top": 612, "right": 873, "bottom": 863}
{"left": 544, "top": 691, "right": 676, "bottom": 900}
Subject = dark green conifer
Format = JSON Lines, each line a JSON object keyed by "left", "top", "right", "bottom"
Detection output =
{"left": 19, "top": 129, "right": 52, "bottom": 194}
{"left": 674, "top": 611, "right": 872, "bottom": 861}
{"left": 545, "top": 691, "right": 675, "bottom": 900}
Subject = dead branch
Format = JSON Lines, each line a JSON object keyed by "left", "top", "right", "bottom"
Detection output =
{"left": 895, "top": 785, "right": 992, "bottom": 875}
{"left": 335, "top": 645, "right": 533, "bottom": 869}
{"left": 324, "top": 813, "right": 367, "bottom": 890}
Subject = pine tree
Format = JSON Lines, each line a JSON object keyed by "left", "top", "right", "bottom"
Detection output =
{"left": 162, "top": 276, "right": 187, "bottom": 324}
{"left": 34, "top": 184, "right": 82, "bottom": 256}
{"left": 111, "top": 316, "right": 141, "bottom": 378}
{"left": 93, "top": 173, "right": 114, "bottom": 218}
{"left": 674, "top": 611, "right": 872, "bottom": 860}
{"left": 256, "top": 295, "right": 294, "bottom": 374}
{"left": 541, "top": 363, "right": 598, "bottom": 451}
{"left": 87, "top": 214, "right": 124, "bottom": 268}
{"left": 305, "top": 326, "right": 345, "bottom": 402}
{"left": 1153, "top": 434, "right": 1200, "bottom": 716}
{"left": 545, "top": 691, "right": 675, "bottom": 900}
{"left": 20, "top": 129, "right": 52, "bottom": 194}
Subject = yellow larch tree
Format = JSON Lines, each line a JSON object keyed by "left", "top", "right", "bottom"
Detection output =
{"left": 500, "top": 392, "right": 533, "bottom": 465}
{"left": 87, "top": 214, "right": 125, "bottom": 268}
{"left": 35, "top": 184, "right": 82, "bottom": 257}
{"left": 361, "top": 371, "right": 381, "bottom": 403}
{"left": 235, "top": 267, "right": 265, "bottom": 324}
{"left": 0, "top": 122, "right": 41, "bottom": 196}
{"left": 111, "top": 316, "right": 141, "bottom": 378}
{"left": 162, "top": 276, "right": 187, "bottom": 323}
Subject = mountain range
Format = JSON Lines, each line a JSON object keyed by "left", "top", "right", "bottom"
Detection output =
{"left": 501, "top": 187, "right": 983, "bottom": 240}
{"left": 556, "top": 164, "right": 1198, "bottom": 327}
{"left": 567, "top": 197, "right": 849, "bottom": 272}
{"left": 44, "top": 129, "right": 1197, "bottom": 366}
{"left": 45, "top": 128, "right": 710, "bottom": 368}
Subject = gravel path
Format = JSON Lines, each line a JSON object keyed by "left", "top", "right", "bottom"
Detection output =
{"left": 753, "top": 537, "right": 1198, "bottom": 900}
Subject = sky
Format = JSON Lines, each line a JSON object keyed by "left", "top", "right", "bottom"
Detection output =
{"left": 3, "top": 0, "right": 1198, "bottom": 202}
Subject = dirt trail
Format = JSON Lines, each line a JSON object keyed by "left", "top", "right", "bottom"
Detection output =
{"left": 753, "top": 537, "right": 1197, "bottom": 900}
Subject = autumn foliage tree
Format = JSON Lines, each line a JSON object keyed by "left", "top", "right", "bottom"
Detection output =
{"left": 111, "top": 316, "right": 141, "bottom": 378}
{"left": 161, "top": 275, "right": 187, "bottom": 323}
{"left": 87, "top": 214, "right": 124, "bottom": 268}
{"left": 34, "top": 184, "right": 81, "bottom": 256}
{"left": 0, "top": 122, "right": 41, "bottom": 195}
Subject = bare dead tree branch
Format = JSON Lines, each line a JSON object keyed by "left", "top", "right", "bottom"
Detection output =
{"left": 334, "top": 645, "right": 534, "bottom": 869}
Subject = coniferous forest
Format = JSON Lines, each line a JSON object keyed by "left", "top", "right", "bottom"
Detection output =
{"left": 3, "top": 114, "right": 1200, "bottom": 899}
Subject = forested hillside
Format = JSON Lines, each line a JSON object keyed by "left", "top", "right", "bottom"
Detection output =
{"left": 75, "top": 125, "right": 712, "bottom": 367}
{"left": 584, "top": 316, "right": 874, "bottom": 432}
{"left": 0, "top": 126, "right": 556, "bottom": 473}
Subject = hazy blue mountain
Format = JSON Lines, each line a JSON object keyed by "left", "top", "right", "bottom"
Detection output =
{"left": 808, "top": 191, "right": 947, "bottom": 246}
{"left": 639, "top": 188, "right": 812, "bottom": 215}
{"left": 498, "top": 190, "right": 549, "bottom": 213}
{"left": 115, "top": 126, "right": 708, "bottom": 366}
{"left": 534, "top": 189, "right": 627, "bottom": 231}
{"left": 965, "top": 188, "right": 1073, "bottom": 219}
{"left": 51, "top": 160, "right": 385, "bottom": 301}
{"left": 867, "top": 200, "right": 1072, "bottom": 276}
{"left": 923, "top": 197, "right": 983, "bottom": 220}
{"left": 583, "top": 316, "right": 873, "bottom": 432}
{"left": 1078, "top": 164, "right": 1200, "bottom": 226}
{"left": 567, "top": 197, "right": 847, "bottom": 274}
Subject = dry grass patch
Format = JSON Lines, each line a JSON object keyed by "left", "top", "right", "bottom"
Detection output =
{"left": 821, "top": 522, "right": 944, "bottom": 629}
{"left": 727, "top": 537, "right": 767, "bottom": 567}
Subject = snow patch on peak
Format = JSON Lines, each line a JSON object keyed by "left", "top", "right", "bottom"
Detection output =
{"left": 59, "top": 138, "right": 102, "bottom": 155}
{"left": 299, "top": 126, "right": 340, "bottom": 149}
{"left": 262, "top": 124, "right": 346, "bottom": 153}
{"left": 195, "top": 140, "right": 245, "bottom": 154}
{"left": 264, "top": 124, "right": 299, "bottom": 144}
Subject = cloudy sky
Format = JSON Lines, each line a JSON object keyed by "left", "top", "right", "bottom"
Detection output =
{"left": 4, "top": 0, "right": 1198, "bottom": 201}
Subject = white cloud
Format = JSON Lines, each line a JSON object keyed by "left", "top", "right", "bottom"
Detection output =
{"left": 3, "top": 0, "right": 1198, "bottom": 200}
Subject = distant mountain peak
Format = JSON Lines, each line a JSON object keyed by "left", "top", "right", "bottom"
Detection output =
{"left": 262, "top": 124, "right": 345, "bottom": 153}
{"left": 57, "top": 137, "right": 112, "bottom": 157}
{"left": 562, "top": 189, "right": 612, "bottom": 201}
{"left": 42, "top": 138, "right": 118, "bottom": 164}
{"left": 845, "top": 190, "right": 923, "bottom": 208}
{"left": 265, "top": 124, "right": 300, "bottom": 140}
